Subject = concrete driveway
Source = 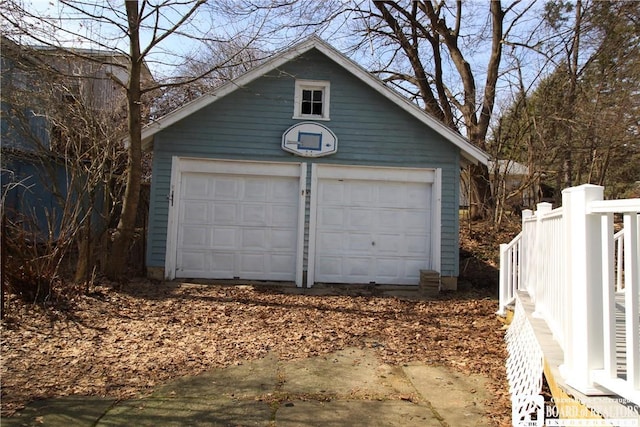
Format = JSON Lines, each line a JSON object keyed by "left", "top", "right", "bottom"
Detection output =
{"left": 5, "top": 346, "right": 491, "bottom": 426}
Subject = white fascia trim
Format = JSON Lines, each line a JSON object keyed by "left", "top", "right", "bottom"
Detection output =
{"left": 314, "top": 163, "right": 436, "bottom": 183}
{"left": 295, "top": 162, "right": 307, "bottom": 287}
{"left": 164, "top": 156, "right": 181, "bottom": 280}
{"left": 175, "top": 157, "right": 302, "bottom": 177}
{"left": 306, "top": 163, "right": 319, "bottom": 288}
{"left": 432, "top": 168, "right": 442, "bottom": 273}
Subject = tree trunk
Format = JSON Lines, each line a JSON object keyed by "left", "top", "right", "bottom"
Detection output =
{"left": 105, "top": 1, "right": 143, "bottom": 279}
{"left": 468, "top": 163, "right": 493, "bottom": 220}
{"left": 74, "top": 221, "right": 90, "bottom": 283}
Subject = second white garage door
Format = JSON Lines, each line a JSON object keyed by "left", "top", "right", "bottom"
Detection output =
{"left": 309, "top": 164, "right": 440, "bottom": 286}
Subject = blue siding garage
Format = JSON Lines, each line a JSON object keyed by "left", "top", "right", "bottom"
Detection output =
{"left": 143, "top": 36, "right": 489, "bottom": 288}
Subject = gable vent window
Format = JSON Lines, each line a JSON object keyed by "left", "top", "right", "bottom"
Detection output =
{"left": 294, "top": 79, "right": 330, "bottom": 121}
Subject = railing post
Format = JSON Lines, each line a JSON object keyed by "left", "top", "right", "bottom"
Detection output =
{"left": 520, "top": 209, "right": 533, "bottom": 292}
{"left": 497, "top": 209, "right": 532, "bottom": 316}
{"left": 560, "top": 184, "right": 605, "bottom": 394}
{"left": 498, "top": 243, "right": 509, "bottom": 316}
{"left": 623, "top": 212, "right": 639, "bottom": 390}
{"left": 531, "top": 203, "right": 552, "bottom": 307}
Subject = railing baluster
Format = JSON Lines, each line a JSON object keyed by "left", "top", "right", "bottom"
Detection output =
{"left": 616, "top": 231, "right": 624, "bottom": 292}
{"left": 601, "top": 213, "right": 617, "bottom": 379}
{"left": 623, "top": 212, "right": 639, "bottom": 390}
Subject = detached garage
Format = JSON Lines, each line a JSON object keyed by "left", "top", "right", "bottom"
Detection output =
{"left": 144, "top": 36, "right": 489, "bottom": 289}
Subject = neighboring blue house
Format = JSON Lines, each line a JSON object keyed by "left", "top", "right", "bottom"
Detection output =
{"left": 142, "top": 36, "right": 489, "bottom": 289}
{"left": 1, "top": 37, "right": 63, "bottom": 237}
{"left": 1, "top": 37, "right": 149, "bottom": 241}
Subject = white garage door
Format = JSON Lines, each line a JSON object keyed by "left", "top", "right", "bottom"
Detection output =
{"left": 171, "top": 160, "right": 304, "bottom": 281}
{"left": 310, "top": 165, "right": 436, "bottom": 285}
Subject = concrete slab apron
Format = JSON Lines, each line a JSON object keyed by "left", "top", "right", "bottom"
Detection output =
{"left": 5, "top": 347, "right": 492, "bottom": 427}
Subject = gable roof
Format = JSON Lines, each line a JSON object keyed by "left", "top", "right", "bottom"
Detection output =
{"left": 142, "top": 36, "right": 489, "bottom": 166}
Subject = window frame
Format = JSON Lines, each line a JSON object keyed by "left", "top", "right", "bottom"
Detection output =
{"left": 293, "top": 79, "right": 330, "bottom": 121}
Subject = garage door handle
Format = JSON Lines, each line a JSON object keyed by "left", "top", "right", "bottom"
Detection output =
{"left": 372, "top": 241, "right": 375, "bottom": 246}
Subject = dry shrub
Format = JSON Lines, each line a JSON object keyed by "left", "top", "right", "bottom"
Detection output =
{"left": 3, "top": 215, "right": 67, "bottom": 304}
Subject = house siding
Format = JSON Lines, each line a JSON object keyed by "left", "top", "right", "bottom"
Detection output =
{"left": 147, "top": 48, "right": 461, "bottom": 278}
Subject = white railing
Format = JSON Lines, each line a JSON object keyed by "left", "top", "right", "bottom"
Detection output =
{"left": 499, "top": 205, "right": 567, "bottom": 349}
{"left": 614, "top": 228, "right": 626, "bottom": 292}
{"left": 498, "top": 184, "right": 640, "bottom": 405}
{"left": 497, "top": 232, "right": 521, "bottom": 316}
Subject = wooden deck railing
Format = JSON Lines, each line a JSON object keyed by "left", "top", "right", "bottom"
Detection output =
{"left": 498, "top": 184, "right": 640, "bottom": 405}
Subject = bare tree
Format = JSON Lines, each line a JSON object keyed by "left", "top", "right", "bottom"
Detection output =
{"left": 494, "top": 0, "right": 640, "bottom": 202}
{"left": 154, "top": 37, "right": 270, "bottom": 118}
{"left": 1, "top": 0, "right": 275, "bottom": 278}
{"left": 1, "top": 36, "right": 129, "bottom": 295}
{"left": 334, "top": 1, "right": 536, "bottom": 219}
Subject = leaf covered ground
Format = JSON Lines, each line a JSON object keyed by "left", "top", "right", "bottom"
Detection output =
{"left": 1, "top": 280, "right": 511, "bottom": 426}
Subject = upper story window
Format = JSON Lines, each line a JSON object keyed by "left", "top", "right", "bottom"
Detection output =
{"left": 293, "top": 79, "right": 330, "bottom": 121}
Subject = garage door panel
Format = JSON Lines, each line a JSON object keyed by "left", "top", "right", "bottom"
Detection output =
{"left": 348, "top": 233, "right": 373, "bottom": 252}
{"left": 319, "top": 207, "right": 345, "bottom": 227}
{"left": 349, "top": 183, "right": 374, "bottom": 204}
{"left": 179, "top": 251, "right": 208, "bottom": 273}
{"left": 376, "top": 234, "right": 401, "bottom": 253}
{"left": 272, "top": 179, "right": 299, "bottom": 201}
{"left": 176, "top": 166, "right": 300, "bottom": 281}
{"left": 407, "top": 186, "right": 430, "bottom": 208}
{"left": 213, "top": 203, "right": 237, "bottom": 224}
{"left": 404, "top": 260, "right": 425, "bottom": 279}
{"left": 272, "top": 205, "right": 298, "bottom": 225}
{"left": 242, "top": 229, "right": 267, "bottom": 249}
{"left": 345, "top": 258, "right": 371, "bottom": 277}
{"left": 377, "top": 214, "right": 404, "bottom": 232}
{"left": 349, "top": 209, "right": 373, "bottom": 229}
{"left": 241, "top": 204, "right": 267, "bottom": 225}
{"left": 213, "top": 178, "right": 239, "bottom": 199}
{"left": 272, "top": 229, "right": 297, "bottom": 249}
{"left": 314, "top": 170, "right": 432, "bottom": 285}
{"left": 317, "top": 231, "right": 344, "bottom": 251}
{"left": 212, "top": 228, "right": 237, "bottom": 248}
{"left": 270, "top": 254, "right": 296, "bottom": 275}
{"left": 404, "top": 211, "right": 428, "bottom": 229}
{"left": 180, "top": 226, "right": 208, "bottom": 247}
{"left": 182, "top": 201, "right": 209, "bottom": 223}
{"left": 319, "top": 182, "right": 344, "bottom": 203}
{"left": 377, "top": 184, "right": 405, "bottom": 207}
{"left": 375, "top": 258, "right": 400, "bottom": 278}
{"left": 240, "top": 253, "right": 265, "bottom": 274}
{"left": 244, "top": 179, "right": 267, "bottom": 201}
{"left": 378, "top": 211, "right": 399, "bottom": 228}
{"left": 184, "top": 175, "right": 209, "bottom": 197}
{"left": 317, "top": 256, "right": 342, "bottom": 276}
{"left": 406, "top": 235, "right": 429, "bottom": 254}
{"left": 211, "top": 253, "right": 235, "bottom": 274}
